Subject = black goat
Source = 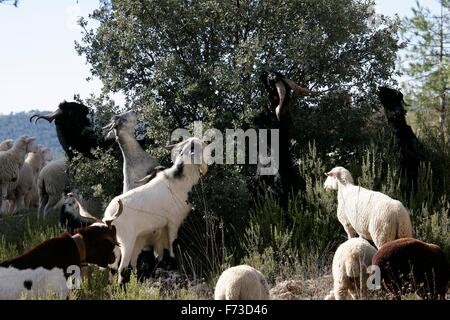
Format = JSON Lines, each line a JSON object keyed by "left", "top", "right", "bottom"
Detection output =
{"left": 378, "top": 87, "right": 424, "bottom": 187}
{"left": 59, "top": 193, "right": 100, "bottom": 232}
{"left": 30, "top": 101, "right": 109, "bottom": 159}
{"left": 253, "top": 71, "right": 315, "bottom": 213}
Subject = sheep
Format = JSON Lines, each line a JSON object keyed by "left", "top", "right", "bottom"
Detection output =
{"left": 24, "top": 145, "right": 53, "bottom": 209}
{"left": 372, "top": 238, "right": 449, "bottom": 300}
{"left": 102, "top": 137, "right": 209, "bottom": 284}
{"left": 0, "top": 202, "right": 122, "bottom": 299}
{"left": 0, "top": 138, "right": 13, "bottom": 151}
{"left": 103, "top": 111, "right": 159, "bottom": 193}
{"left": 324, "top": 166, "right": 413, "bottom": 248}
{"left": 6, "top": 145, "right": 52, "bottom": 213}
{"left": 0, "top": 136, "right": 38, "bottom": 214}
{"left": 325, "top": 238, "right": 377, "bottom": 300}
{"left": 60, "top": 192, "right": 100, "bottom": 231}
{"left": 214, "top": 265, "right": 270, "bottom": 300}
{"left": 37, "top": 159, "right": 70, "bottom": 218}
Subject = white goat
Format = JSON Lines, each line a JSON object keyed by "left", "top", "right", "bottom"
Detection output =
{"left": 0, "top": 136, "right": 38, "bottom": 214}
{"left": 103, "top": 111, "right": 164, "bottom": 271}
{"left": 102, "top": 137, "right": 209, "bottom": 283}
{"left": 103, "top": 111, "right": 159, "bottom": 193}
{"left": 324, "top": 166, "right": 413, "bottom": 248}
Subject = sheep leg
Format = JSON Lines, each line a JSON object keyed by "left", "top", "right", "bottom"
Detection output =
{"left": 43, "top": 194, "right": 61, "bottom": 218}
{"left": 8, "top": 199, "right": 16, "bottom": 215}
{"left": 38, "top": 192, "right": 49, "bottom": 219}
{"left": 13, "top": 195, "right": 25, "bottom": 213}
{"left": 0, "top": 185, "right": 7, "bottom": 215}
{"left": 344, "top": 223, "right": 358, "bottom": 239}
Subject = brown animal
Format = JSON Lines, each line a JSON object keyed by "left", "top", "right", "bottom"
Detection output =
{"left": 0, "top": 200, "right": 123, "bottom": 272}
{"left": 372, "top": 238, "right": 449, "bottom": 299}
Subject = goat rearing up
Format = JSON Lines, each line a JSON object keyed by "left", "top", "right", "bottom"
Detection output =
{"left": 103, "top": 137, "right": 209, "bottom": 284}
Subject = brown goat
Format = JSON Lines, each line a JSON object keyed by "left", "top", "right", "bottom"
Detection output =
{"left": 0, "top": 199, "right": 123, "bottom": 272}
{"left": 372, "top": 238, "right": 449, "bottom": 299}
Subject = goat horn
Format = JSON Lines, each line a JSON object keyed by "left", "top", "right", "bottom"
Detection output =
{"left": 282, "top": 78, "right": 318, "bottom": 95}
{"left": 135, "top": 171, "right": 157, "bottom": 184}
{"left": 30, "top": 109, "right": 63, "bottom": 123}
{"left": 164, "top": 143, "right": 178, "bottom": 151}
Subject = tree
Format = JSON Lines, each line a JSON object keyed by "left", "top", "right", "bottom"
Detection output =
{"left": 401, "top": 0, "right": 450, "bottom": 141}
{"left": 76, "top": 0, "right": 400, "bottom": 141}
{"left": 0, "top": 0, "right": 18, "bottom": 6}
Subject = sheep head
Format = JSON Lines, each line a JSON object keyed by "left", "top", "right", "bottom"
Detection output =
{"left": 103, "top": 111, "right": 137, "bottom": 140}
{"left": 324, "top": 166, "right": 354, "bottom": 189}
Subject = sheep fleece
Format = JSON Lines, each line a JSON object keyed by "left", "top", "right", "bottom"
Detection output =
{"left": 214, "top": 265, "right": 270, "bottom": 300}
{"left": 338, "top": 185, "right": 412, "bottom": 248}
{"left": 326, "top": 238, "right": 377, "bottom": 300}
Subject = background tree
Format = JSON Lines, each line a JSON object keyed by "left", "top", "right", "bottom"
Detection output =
{"left": 73, "top": 0, "right": 406, "bottom": 278}
{"left": 401, "top": 0, "right": 450, "bottom": 142}
{"left": 0, "top": 0, "right": 18, "bottom": 6}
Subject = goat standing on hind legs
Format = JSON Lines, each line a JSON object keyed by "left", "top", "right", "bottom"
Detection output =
{"left": 254, "top": 71, "right": 316, "bottom": 219}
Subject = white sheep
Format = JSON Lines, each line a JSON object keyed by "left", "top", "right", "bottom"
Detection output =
{"left": 102, "top": 137, "right": 208, "bottom": 284}
{"left": 325, "top": 238, "right": 377, "bottom": 300}
{"left": 37, "top": 158, "right": 70, "bottom": 218}
{"left": 214, "top": 265, "right": 270, "bottom": 300}
{"left": 6, "top": 145, "right": 52, "bottom": 213}
{"left": 0, "top": 266, "right": 69, "bottom": 300}
{"left": 0, "top": 139, "right": 14, "bottom": 152}
{"left": 24, "top": 145, "right": 53, "bottom": 209}
{"left": 324, "top": 166, "right": 413, "bottom": 248}
{"left": 0, "top": 136, "right": 38, "bottom": 214}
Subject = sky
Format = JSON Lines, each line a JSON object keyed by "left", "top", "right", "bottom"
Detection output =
{"left": 0, "top": 0, "right": 443, "bottom": 114}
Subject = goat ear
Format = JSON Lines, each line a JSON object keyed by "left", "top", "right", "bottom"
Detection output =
{"left": 135, "top": 171, "right": 157, "bottom": 185}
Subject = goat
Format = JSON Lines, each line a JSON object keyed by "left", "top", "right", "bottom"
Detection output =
{"left": 103, "top": 137, "right": 209, "bottom": 284}
{"left": 254, "top": 71, "right": 315, "bottom": 213}
{"left": 0, "top": 200, "right": 122, "bottom": 299}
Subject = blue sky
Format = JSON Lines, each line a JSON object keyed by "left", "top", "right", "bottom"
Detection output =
{"left": 0, "top": 0, "right": 442, "bottom": 114}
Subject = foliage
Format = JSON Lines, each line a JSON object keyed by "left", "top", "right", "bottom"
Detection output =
{"left": 400, "top": 0, "right": 450, "bottom": 139}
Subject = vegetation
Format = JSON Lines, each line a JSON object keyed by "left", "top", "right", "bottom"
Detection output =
{"left": 0, "top": 0, "right": 448, "bottom": 299}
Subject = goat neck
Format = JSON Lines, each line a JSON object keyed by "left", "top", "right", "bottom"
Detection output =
{"left": 116, "top": 129, "right": 155, "bottom": 193}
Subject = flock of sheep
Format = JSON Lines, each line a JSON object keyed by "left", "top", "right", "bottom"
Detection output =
{"left": 0, "top": 72, "right": 449, "bottom": 300}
